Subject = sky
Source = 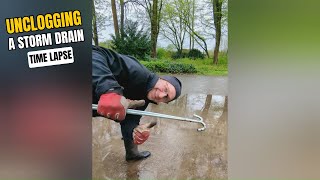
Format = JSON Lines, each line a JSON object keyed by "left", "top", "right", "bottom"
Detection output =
{"left": 94, "top": 0, "right": 228, "bottom": 52}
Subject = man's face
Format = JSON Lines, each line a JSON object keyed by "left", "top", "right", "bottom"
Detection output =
{"left": 147, "top": 78, "right": 176, "bottom": 103}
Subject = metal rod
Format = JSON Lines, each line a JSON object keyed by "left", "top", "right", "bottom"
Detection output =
{"left": 92, "top": 104, "right": 206, "bottom": 131}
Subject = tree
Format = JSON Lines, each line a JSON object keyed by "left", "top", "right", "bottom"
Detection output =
{"left": 161, "top": 0, "right": 188, "bottom": 54}
{"left": 150, "top": 0, "right": 159, "bottom": 58}
{"left": 133, "top": 0, "right": 164, "bottom": 58}
{"left": 161, "top": 0, "right": 210, "bottom": 58}
{"left": 92, "top": 0, "right": 99, "bottom": 45}
{"left": 120, "top": 0, "right": 125, "bottom": 36}
{"left": 111, "top": 0, "right": 120, "bottom": 38}
{"left": 189, "top": 0, "right": 195, "bottom": 50}
{"left": 182, "top": 11, "right": 210, "bottom": 58}
{"left": 212, "top": 0, "right": 223, "bottom": 64}
{"left": 171, "top": 0, "right": 210, "bottom": 58}
{"left": 111, "top": 21, "right": 151, "bottom": 59}
{"left": 93, "top": 0, "right": 113, "bottom": 44}
{"left": 192, "top": 0, "right": 228, "bottom": 61}
{"left": 111, "top": 0, "right": 137, "bottom": 38}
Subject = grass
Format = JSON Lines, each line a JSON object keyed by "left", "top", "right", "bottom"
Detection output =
{"left": 141, "top": 54, "right": 228, "bottom": 76}
{"left": 177, "top": 55, "right": 228, "bottom": 76}
{"left": 98, "top": 44, "right": 228, "bottom": 76}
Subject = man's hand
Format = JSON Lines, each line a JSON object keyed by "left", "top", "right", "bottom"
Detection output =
{"left": 133, "top": 121, "right": 157, "bottom": 145}
{"left": 97, "top": 92, "right": 145, "bottom": 121}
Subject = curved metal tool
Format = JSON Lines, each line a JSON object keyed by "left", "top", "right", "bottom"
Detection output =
{"left": 92, "top": 104, "right": 206, "bottom": 131}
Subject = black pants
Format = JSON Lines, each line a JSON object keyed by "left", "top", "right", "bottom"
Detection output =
{"left": 93, "top": 111, "right": 141, "bottom": 141}
{"left": 120, "top": 114, "right": 141, "bottom": 141}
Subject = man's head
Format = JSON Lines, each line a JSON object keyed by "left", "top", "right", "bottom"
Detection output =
{"left": 147, "top": 76, "right": 182, "bottom": 103}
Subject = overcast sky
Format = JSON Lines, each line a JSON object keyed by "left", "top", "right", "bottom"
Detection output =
{"left": 95, "top": 0, "right": 228, "bottom": 51}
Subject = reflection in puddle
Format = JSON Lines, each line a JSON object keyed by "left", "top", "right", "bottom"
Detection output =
{"left": 93, "top": 93, "right": 228, "bottom": 179}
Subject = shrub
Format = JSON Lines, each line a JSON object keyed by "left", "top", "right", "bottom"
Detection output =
{"left": 142, "top": 61, "right": 169, "bottom": 72}
{"left": 169, "top": 63, "right": 197, "bottom": 73}
{"left": 141, "top": 61, "right": 197, "bottom": 74}
{"left": 188, "top": 49, "right": 204, "bottom": 59}
{"left": 111, "top": 21, "right": 151, "bottom": 60}
{"left": 157, "top": 48, "right": 173, "bottom": 59}
{"left": 171, "top": 51, "right": 188, "bottom": 59}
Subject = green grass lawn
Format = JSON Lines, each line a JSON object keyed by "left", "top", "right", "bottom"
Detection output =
{"left": 141, "top": 55, "right": 228, "bottom": 76}
{"left": 98, "top": 44, "right": 228, "bottom": 76}
{"left": 177, "top": 56, "right": 228, "bottom": 76}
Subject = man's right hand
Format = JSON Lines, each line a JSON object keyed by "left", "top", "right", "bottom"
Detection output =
{"left": 133, "top": 121, "right": 157, "bottom": 145}
{"left": 97, "top": 92, "right": 145, "bottom": 121}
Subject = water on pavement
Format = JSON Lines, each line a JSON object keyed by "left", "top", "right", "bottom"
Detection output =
{"left": 92, "top": 75, "right": 228, "bottom": 179}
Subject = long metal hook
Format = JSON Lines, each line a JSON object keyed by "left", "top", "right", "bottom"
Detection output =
{"left": 92, "top": 104, "right": 206, "bottom": 131}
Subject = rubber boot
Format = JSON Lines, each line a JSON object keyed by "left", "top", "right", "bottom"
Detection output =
{"left": 124, "top": 139, "right": 151, "bottom": 161}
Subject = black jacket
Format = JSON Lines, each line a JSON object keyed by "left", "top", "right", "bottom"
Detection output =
{"left": 92, "top": 46, "right": 159, "bottom": 117}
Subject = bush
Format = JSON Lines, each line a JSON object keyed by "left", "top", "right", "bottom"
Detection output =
{"left": 188, "top": 49, "right": 204, "bottom": 59}
{"left": 111, "top": 21, "right": 151, "bottom": 60}
{"left": 142, "top": 61, "right": 197, "bottom": 74}
{"left": 171, "top": 51, "right": 188, "bottom": 59}
{"left": 142, "top": 61, "right": 169, "bottom": 72}
{"left": 168, "top": 63, "right": 197, "bottom": 73}
{"left": 157, "top": 48, "right": 173, "bottom": 59}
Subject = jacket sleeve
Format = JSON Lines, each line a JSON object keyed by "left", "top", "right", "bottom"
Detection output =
{"left": 92, "top": 48, "right": 123, "bottom": 98}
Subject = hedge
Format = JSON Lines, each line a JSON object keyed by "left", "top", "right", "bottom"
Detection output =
{"left": 141, "top": 61, "right": 197, "bottom": 74}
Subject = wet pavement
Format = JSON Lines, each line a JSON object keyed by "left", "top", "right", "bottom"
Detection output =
{"left": 92, "top": 75, "right": 228, "bottom": 179}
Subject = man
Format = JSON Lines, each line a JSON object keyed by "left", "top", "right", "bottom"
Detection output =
{"left": 92, "top": 45, "right": 182, "bottom": 161}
